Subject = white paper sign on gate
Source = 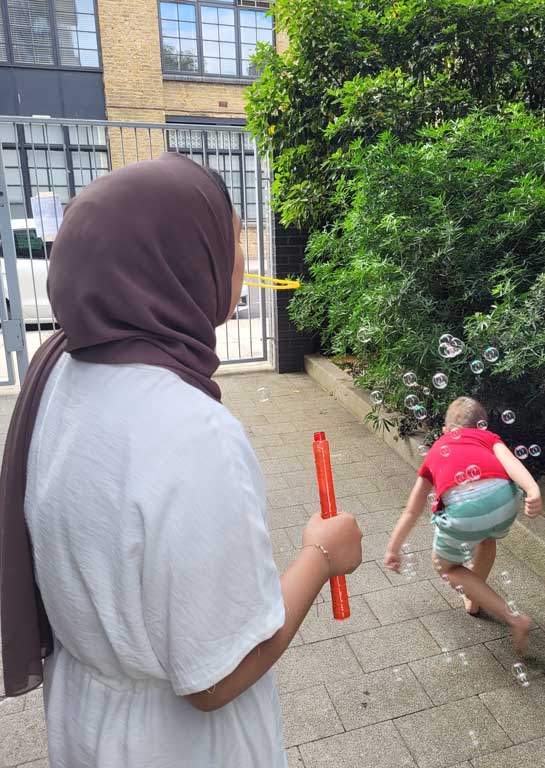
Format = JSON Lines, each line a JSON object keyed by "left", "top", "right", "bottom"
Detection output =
{"left": 30, "top": 192, "right": 64, "bottom": 241}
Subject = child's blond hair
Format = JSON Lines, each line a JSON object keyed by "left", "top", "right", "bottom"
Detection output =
{"left": 445, "top": 397, "right": 488, "bottom": 429}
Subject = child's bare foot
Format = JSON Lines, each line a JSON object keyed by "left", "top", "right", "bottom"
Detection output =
{"left": 511, "top": 614, "right": 532, "bottom": 656}
{"left": 463, "top": 595, "right": 480, "bottom": 615}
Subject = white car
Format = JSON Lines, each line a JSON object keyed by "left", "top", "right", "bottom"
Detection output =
{"left": 1, "top": 220, "right": 251, "bottom": 326}
{"left": 0, "top": 219, "right": 53, "bottom": 325}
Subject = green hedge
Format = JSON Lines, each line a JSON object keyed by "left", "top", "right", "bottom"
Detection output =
{"left": 290, "top": 108, "right": 545, "bottom": 468}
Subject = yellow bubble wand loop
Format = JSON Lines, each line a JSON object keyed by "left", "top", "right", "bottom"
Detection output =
{"left": 243, "top": 273, "right": 301, "bottom": 291}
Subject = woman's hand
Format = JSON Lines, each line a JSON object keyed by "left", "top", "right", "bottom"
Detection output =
{"left": 302, "top": 513, "right": 362, "bottom": 578}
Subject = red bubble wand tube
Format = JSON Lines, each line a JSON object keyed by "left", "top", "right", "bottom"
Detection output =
{"left": 313, "top": 432, "right": 350, "bottom": 621}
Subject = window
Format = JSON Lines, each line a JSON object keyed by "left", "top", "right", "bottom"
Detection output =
{"left": 0, "top": 122, "right": 109, "bottom": 219}
{"left": 160, "top": 0, "right": 273, "bottom": 78}
{"left": 168, "top": 127, "right": 259, "bottom": 220}
{"left": 1, "top": 0, "right": 100, "bottom": 68}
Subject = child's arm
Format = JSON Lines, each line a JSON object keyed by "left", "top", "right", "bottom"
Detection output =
{"left": 493, "top": 443, "right": 542, "bottom": 518}
{"left": 384, "top": 476, "right": 432, "bottom": 572}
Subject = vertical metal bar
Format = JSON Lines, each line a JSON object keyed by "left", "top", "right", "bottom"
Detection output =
{"left": 226, "top": 131, "right": 242, "bottom": 359}
{"left": 0, "top": 141, "right": 30, "bottom": 382}
{"left": 148, "top": 127, "right": 153, "bottom": 160}
{"left": 254, "top": 138, "right": 268, "bottom": 362}
{"left": 239, "top": 131, "right": 254, "bottom": 358}
{"left": 90, "top": 124, "right": 100, "bottom": 181}
{"left": 43, "top": 122, "right": 62, "bottom": 271}
{"left": 188, "top": 130, "right": 194, "bottom": 160}
{"left": 24, "top": 122, "right": 47, "bottom": 342}
{"left": 120, "top": 127, "right": 127, "bottom": 167}
{"left": 216, "top": 131, "right": 229, "bottom": 361}
{"left": 134, "top": 127, "right": 140, "bottom": 162}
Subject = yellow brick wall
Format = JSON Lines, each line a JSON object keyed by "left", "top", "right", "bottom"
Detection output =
{"left": 97, "top": 0, "right": 283, "bottom": 135}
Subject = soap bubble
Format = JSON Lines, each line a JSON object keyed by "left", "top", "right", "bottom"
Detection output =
{"left": 461, "top": 542, "right": 471, "bottom": 557}
{"left": 257, "top": 387, "right": 270, "bottom": 403}
{"left": 405, "top": 394, "right": 420, "bottom": 410}
{"left": 439, "top": 333, "right": 453, "bottom": 345}
{"left": 512, "top": 662, "right": 530, "bottom": 688}
{"left": 458, "top": 651, "right": 469, "bottom": 666}
{"left": 403, "top": 371, "right": 417, "bottom": 387}
{"left": 413, "top": 405, "right": 428, "bottom": 421}
{"left": 440, "top": 445, "right": 451, "bottom": 458}
{"left": 371, "top": 390, "right": 383, "bottom": 405}
{"left": 507, "top": 599, "right": 520, "bottom": 617}
{"left": 455, "top": 471, "right": 467, "bottom": 485}
{"left": 441, "top": 573, "right": 450, "bottom": 583}
{"left": 470, "top": 359, "right": 484, "bottom": 375}
{"left": 500, "top": 570, "right": 513, "bottom": 588}
{"left": 466, "top": 464, "right": 482, "bottom": 481}
{"left": 438, "top": 342, "right": 453, "bottom": 359}
{"left": 515, "top": 445, "right": 529, "bottom": 460}
{"left": 432, "top": 372, "right": 448, "bottom": 390}
{"left": 357, "top": 326, "right": 371, "bottom": 344}
{"left": 529, "top": 444, "right": 542, "bottom": 458}
{"left": 477, "top": 419, "right": 488, "bottom": 430}
{"left": 441, "top": 647, "right": 453, "bottom": 665}
{"left": 427, "top": 491, "right": 437, "bottom": 506}
{"left": 483, "top": 346, "right": 499, "bottom": 363}
{"left": 393, "top": 668, "right": 403, "bottom": 682}
{"left": 454, "top": 585, "right": 465, "bottom": 596}
{"left": 468, "top": 730, "right": 480, "bottom": 749}
{"left": 451, "top": 338, "right": 464, "bottom": 356}
{"left": 502, "top": 410, "right": 516, "bottom": 425}
{"left": 450, "top": 427, "right": 462, "bottom": 440}
{"left": 401, "top": 542, "right": 412, "bottom": 554}
{"left": 422, "top": 387, "right": 431, "bottom": 396}
{"left": 418, "top": 444, "right": 429, "bottom": 457}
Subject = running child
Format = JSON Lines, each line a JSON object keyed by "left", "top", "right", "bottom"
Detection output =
{"left": 384, "top": 396, "right": 542, "bottom": 655}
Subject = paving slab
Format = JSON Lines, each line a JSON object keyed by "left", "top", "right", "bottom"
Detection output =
{"left": 394, "top": 697, "right": 512, "bottom": 768}
{"left": 381, "top": 549, "right": 438, "bottom": 586}
{"left": 268, "top": 505, "right": 310, "bottom": 531}
{"left": 299, "top": 720, "right": 417, "bottom": 768}
{"left": 347, "top": 619, "right": 441, "bottom": 672}
{"left": 0, "top": 710, "right": 49, "bottom": 768}
{"left": 471, "top": 736, "right": 545, "bottom": 768}
{"left": 363, "top": 580, "right": 450, "bottom": 625}
{"left": 318, "top": 561, "right": 391, "bottom": 602}
{"left": 485, "top": 629, "right": 545, "bottom": 680}
{"left": 326, "top": 665, "right": 432, "bottom": 730}
{"left": 276, "top": 638, "right": 362, "bottom": 694}
{"left": 280, "top": 684, "right": 344, "bottom": 748}
{"left": 298, "top": 595, "right": 380, "bottom": 644}
{"left": 420, "top": 608, "right": 509, "bottom": 651}
{"left": 286, "top": 747, "right": 305, "bottom": 768}
{"left": 408, "top": 644, "right": 512, "bottom": 705}
{"left": 479, "top": 679, "right": 545, "bottom": 744}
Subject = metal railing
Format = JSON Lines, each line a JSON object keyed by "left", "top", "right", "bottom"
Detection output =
{"left": 0, "top": 115, "right": 274, "bottom": 386}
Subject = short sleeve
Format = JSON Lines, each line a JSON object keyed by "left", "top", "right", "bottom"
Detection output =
{"left": 418, "top": 458, "right": 432, "bottom": 483}
{"left": 486, "top": 431, "right": 504, "bottom": 447}
{"left": 140, "top": 408, "right": 285, "bottom": 697}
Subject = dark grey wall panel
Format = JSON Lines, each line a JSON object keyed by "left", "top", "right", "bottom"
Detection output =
{"left": 0, "top": 68, "right": 105, "bottom": 118}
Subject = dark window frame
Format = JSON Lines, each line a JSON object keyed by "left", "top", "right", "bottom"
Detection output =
{"left": 158, "top": 0, "right": 273, "bottom": 80}
{"left": 0, "top": 0, "right": 102, "bottom": 71}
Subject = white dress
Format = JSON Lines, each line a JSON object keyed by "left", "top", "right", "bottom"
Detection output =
{"left": 24, "top": 354, "right": 287, "bottom": 768}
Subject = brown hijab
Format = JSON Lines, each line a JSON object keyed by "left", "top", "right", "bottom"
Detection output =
{"left": 0, "top": 152, "right": 235, "bottom": 696}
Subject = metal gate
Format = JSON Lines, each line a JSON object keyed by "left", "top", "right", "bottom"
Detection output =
{"left": 0, "top": 116, "right": 274, "bottom": 386}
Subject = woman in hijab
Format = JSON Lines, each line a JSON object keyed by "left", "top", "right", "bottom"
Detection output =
{"left": 0, "top": 152, "right": 362, "bottom": 767}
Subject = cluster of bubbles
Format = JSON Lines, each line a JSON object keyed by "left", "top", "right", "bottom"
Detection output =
{"left": 453, "top": 464, "right": 482, "bottom": 486}
{"left": 512, "top": 662, "right": 530, "bottom": 688}
{"left": 438, "top": 334, "right": 464, "bottom": 359}
{"left": 400, "top": 542, "right": 417, "bottom": 580}
{"left": 514, "top": 444, "right": 542, "bottom": 461}
{"left": 440, "top": 647, "right": 470, "bottom": 668}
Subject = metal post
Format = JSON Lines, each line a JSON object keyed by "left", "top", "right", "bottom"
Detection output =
{"left": 0, "top": 145, "right": 30, "bottom": 382}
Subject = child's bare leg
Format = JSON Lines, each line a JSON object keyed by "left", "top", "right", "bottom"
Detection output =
{"left": 463, "top": 538, "right": 497, "bottom": 614}
{"left": 435, "top": 556, "right": 532, "bottom": 656}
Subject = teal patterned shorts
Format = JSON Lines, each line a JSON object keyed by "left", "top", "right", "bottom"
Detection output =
{"left": 432, "top": 479, "right": 522, "bottom": 564}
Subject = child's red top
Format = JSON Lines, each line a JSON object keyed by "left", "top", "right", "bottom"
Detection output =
{"left": 418, "top": 428, "right": 510, "bottom": 511}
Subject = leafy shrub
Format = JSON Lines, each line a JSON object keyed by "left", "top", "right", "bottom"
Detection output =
{"left": 289, "top": 108, "right": 545, "bottom": 467}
